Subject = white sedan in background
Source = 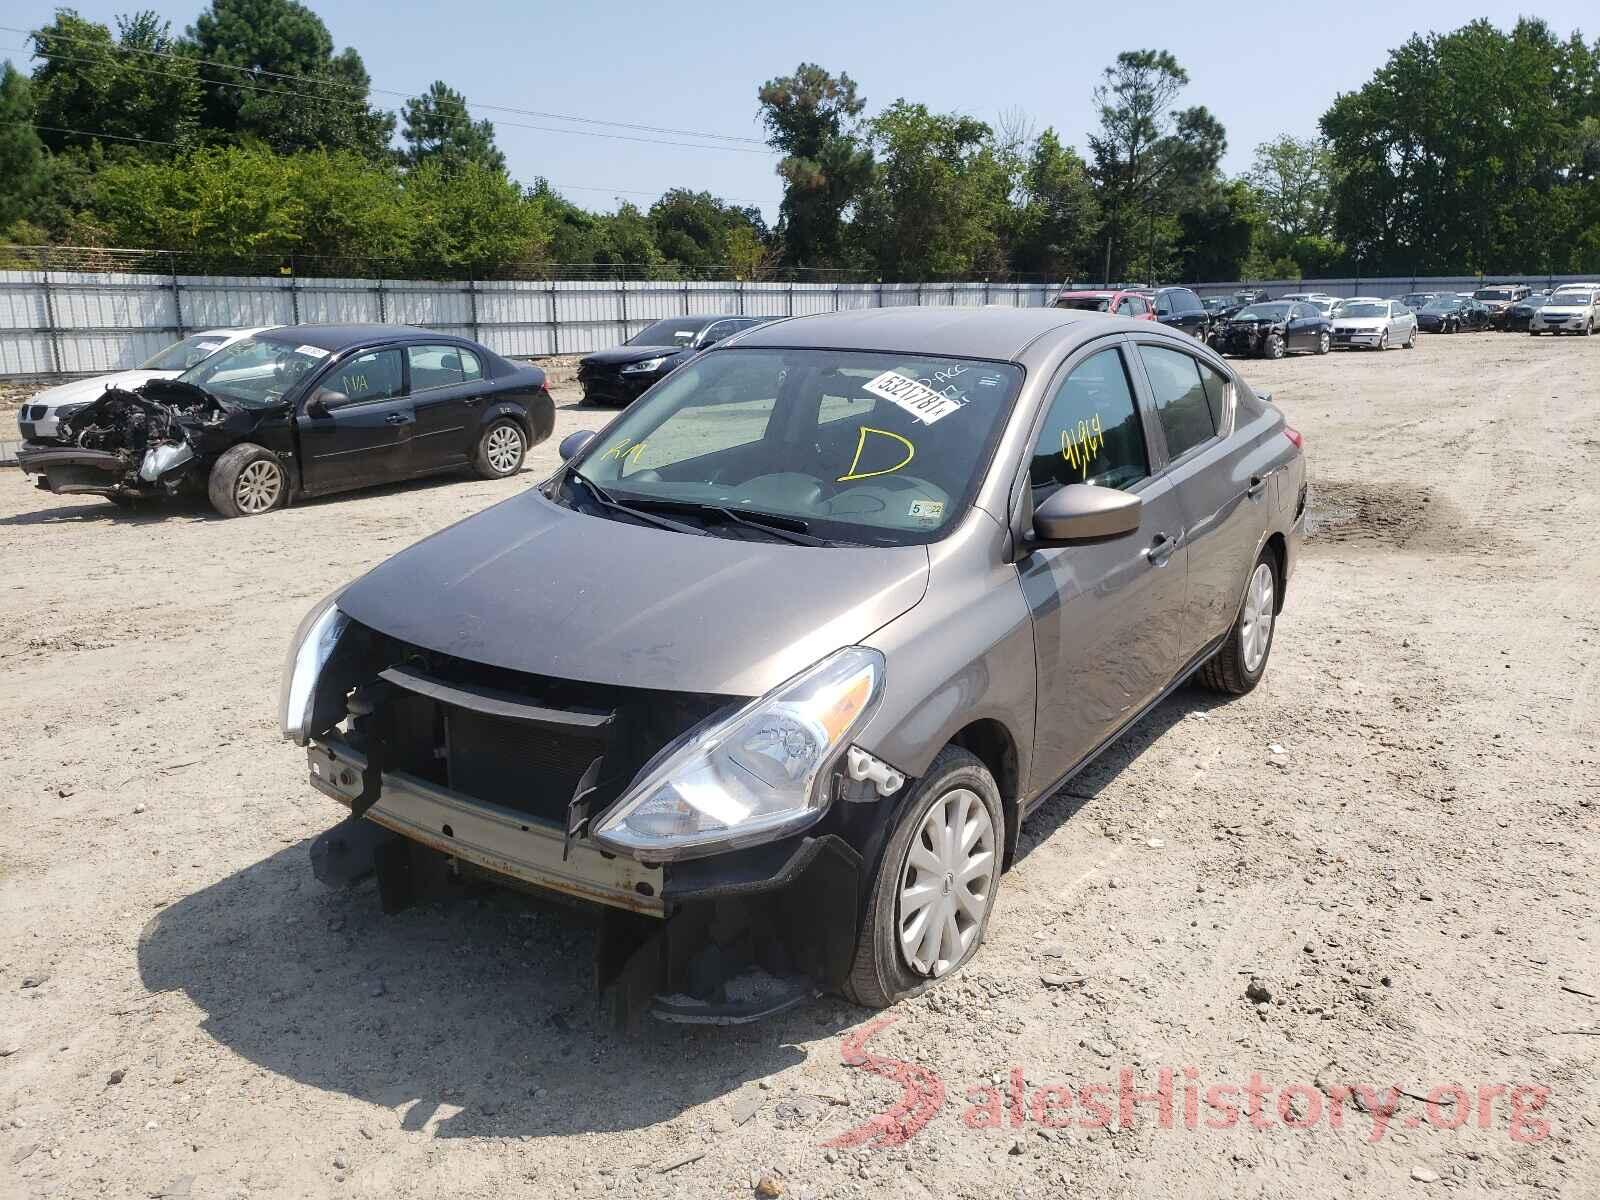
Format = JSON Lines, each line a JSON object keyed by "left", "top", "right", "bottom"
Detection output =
{"left": 1330, "top": 298, "right": 1418, "bottom": 351}
{"left": 15, "top": 328, "right": 278, "bottom": 440}
{"left": 1530, "top": 289, "right": 1597, "bottom": 336}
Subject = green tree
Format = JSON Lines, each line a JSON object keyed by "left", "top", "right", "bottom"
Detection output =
{"left": 851, "top": 102, "right": 1011, "bottom": 279}
{"left": 403, "top": 160, "right": 548, "bottom": 273}
{"left": 758, "top": 64, "right": 874, "bottom": 269}
{"left": 1010, "top": 128, "right": 1100, "bottom": 279}
{"left": 648, "top": 188, "right": 767, "bottom": 272}
{"left": 0, "top": 63, "right": 47, "bottom": 233}
{"left": 187, "top": 0, "right": 394, "bottom": 159}
{"left": 1247, "top": 134, "right": 1333, "bottom": 243}
{"left": 400, "top": 81, "right": 504, "bottom": 174}
{"left": 28, "top": 10, "right": 201, "bottom": 154}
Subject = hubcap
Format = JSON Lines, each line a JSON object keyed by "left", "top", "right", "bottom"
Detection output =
{"left": 486, "top": 425, "right": 522, "bottom": 473}
{"left": 1240, "top": 561, "right": 1275, "bottom": 673}
{"left": 897, "top": 788, "right": 996, "bottom": 978}
{"left": 235, "top": 460, "right": 282, "bottom": 513}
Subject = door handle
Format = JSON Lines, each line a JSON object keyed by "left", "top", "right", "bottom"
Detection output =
{"left": 385, "top": 413, "right": 408, "bottom": 425}
{"left": 464, "top": 394, "right": 483, "bottom": 406}
{"left": 1145, "top": 532, "right": 1179, "bottom": 565}
{"left": 1246, "top": 474, "right": 1267, "bottom": 499}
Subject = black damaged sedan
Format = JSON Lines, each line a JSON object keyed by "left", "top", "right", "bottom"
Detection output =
{"left": 1208, "top": 301, "right": 1331, "bottom": 359}
{"left": 577, "top": 315, "right": 768, "bottom": 406}
{"left": 16, "top": 325, "right": 554, "bottom": 517}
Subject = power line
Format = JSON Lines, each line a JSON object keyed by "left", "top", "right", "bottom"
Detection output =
{"left": 1, "top": 22, "right": 770, "bottom": 146}
{"left": 6, "top": 123, "right": 779, "bottom": 205}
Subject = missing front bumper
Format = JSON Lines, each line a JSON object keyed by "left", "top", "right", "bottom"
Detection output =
{"left": 307, "top": 736, "right": 665, "bottom": 916}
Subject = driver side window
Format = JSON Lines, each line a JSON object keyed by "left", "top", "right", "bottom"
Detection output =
{"left": 323, "top": 348, "right": 404, "bottom": 404}
{"left": 1030, "top": 348, "right": 1150, "bottom": 496}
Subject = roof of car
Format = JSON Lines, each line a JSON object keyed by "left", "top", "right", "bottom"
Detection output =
{"left": 730, "top": 305, "right": 1126, "bottom": 360}
{"left": 256, "top": 324, "right": 461, "bottom": 351}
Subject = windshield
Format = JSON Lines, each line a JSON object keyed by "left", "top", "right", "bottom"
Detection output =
{"left": 140, "top": 333, "right": 233, "bottom": 371}
{"left": 1058, "top": 296, "right": 1112, "bottom": 312}
{"left": 1338, "top": 303, "right": 1388, "bottom": 318}
{"left": 177, "top": 336, "right": 330, "bottom": 407}
{"left": 568, "top": 348, "right": 1024, "bottom": 546}
{"left": 1549, "top": 291, "right": 1595, "bottom": 305}
{"left": 1398, "top": 295, "right": 1433, "bottom": 307}
{"left": 1235, "top": 303, "right": 1291, "bottom": 320}
{"left": 1422, "top": 299, "right": 1461, "bottom": 312}
{"left": 1474, "top": 289, "right": 1515, "bottom": 301}
{"left": 628, "top": 318, "right": 711, "bottom": 347}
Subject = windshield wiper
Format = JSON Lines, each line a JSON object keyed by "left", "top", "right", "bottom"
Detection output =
{"left": 567, "top": 470, "right": 707, "bottom": 537}
{"left": 622, "top": 497, "right": 837, "bottom": 546}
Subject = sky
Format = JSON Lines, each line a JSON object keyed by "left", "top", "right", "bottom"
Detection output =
{"left": 7, "top": 0, "right": 1590, "bottom": 224}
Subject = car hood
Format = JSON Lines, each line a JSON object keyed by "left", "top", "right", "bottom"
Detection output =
{"left": 580, "top": 345, "right": 688, "bottom": 368}
{"left": 1541, "top": 302, "right": 1590, "bottom": 313}
{"left": 335, "top": 490, "right": 931, "bottom": 696}
{"left": 26, "top": 369, "right": 182, "bottom": 411}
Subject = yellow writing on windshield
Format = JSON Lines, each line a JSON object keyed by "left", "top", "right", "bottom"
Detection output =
{"left": 1060, "top": 415, "right": 1104, "bottom": 480}
{"left": 837, "top": 426, "right": 915, "bottom": 482}
{"left": 601, "top": 438, "right": 646, "bottom": 468}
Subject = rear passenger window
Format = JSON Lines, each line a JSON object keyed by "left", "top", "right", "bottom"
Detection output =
{"left": 407, "top": 345, "right": 467, "bottom": 391}
{"left": 1196, "top": 360, "right": 1231, "bottom": 433}
{"left": 1030, "top": 348, "right": 1150, "bottom": 494}
{"left": 459, "top": 349, "right": 483, "bottom": 381}
{"left": 1136, "top": 344, "right": 1218, "bottom": 460}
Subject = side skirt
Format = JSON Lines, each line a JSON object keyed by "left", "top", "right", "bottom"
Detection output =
{"left": 1021, "top": 631, "right": 1229, "bottom": 821}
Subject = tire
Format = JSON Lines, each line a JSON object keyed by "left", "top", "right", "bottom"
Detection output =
{"left": 1404, "top": 327, "right": 1416, "bottom": 349}
{"left": 207, "top": 443, "right": 286, "bottom": 518}
{"left": 1585, "top": 321, "right": 1594, "bottom": 337}
{"left": 843, "top": 746, "right": 1004, "bottom": 1009}
{"left": 1316, "top": 331, "right": 1331, "bottom": 355}
{"left": 473, "top": 418, "right": 526, "bottom": 479}
{"left": 1195, "top": 548, "right": 1279, "bottom": 696}
{"left": 1377, "top": 330, "right": 1390, "bottom": 352}
{"left": 1263, "top": 333, "right": 1285, "bottom": 360}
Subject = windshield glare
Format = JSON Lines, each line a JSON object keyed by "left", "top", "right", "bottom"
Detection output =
{"left": 570, "top": 348, "right": 1024, "bottom": 545}
{"left": 1474, "top": 289, "right": 1515, "bottom": 301}
{"left": 177, "top": 337, "right": 328, "bottom": 407}
{"left": 140, "top": 333, "right": 232, "bottom": 372}
{"left": 1423, "top": 299, "right": 1461, "bottom": 312}
{"left": 1339, "top": 303, "right": 1388, "bottom": 318}
{"left": 1235, "top": 303, "right": 1290, "bottom": 320}
{"left": 628, "top": 319, "right": 709, "bottom": 347}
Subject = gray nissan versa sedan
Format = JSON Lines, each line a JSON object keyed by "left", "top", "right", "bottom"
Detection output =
{"left": 281, "top": 306, "right": 1306, "bottom": 1024}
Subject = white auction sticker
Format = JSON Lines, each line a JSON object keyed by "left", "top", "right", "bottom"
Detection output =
{"left": 862, "top": 370, "right": 963, "bottom": 424}
{"left": 295, "top": 344, "right": 330, "bottom": 359}
{"left": 908, "top": 500, "right": 944, "bottom": 521}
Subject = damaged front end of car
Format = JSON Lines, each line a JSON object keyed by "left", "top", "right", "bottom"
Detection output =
{"left": 14, "top": 379, "right": 242, "bottom": 500}
{"left": 287, "top": 599, "right": 907, "bottom": 1029}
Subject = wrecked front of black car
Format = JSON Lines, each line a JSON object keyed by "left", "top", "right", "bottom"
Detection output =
{"left": 15, "top": 378, "right": 286, "bottom": 501}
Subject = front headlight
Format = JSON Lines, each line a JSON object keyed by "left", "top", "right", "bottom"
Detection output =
{"left": 279, "top": 591, "right": 350, "bottom": 744}
{"left": 592, "top": 646, "right": 885, "bottom": 861}
{"left": 620, "top": 356, "right": 668, "bottom": 374}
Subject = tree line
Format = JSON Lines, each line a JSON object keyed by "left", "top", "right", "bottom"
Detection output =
{"left": 0, "top": 4, "right": 1596, "bottom": 280}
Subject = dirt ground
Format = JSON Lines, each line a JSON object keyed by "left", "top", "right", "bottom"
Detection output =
{"left": 1, "top": 332, "right": 1597, "bottom": 1200}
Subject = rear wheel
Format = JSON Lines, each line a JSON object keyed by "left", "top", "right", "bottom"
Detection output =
{"left": 844, "top": 747, "right": 1003, "bottom": 1008}
{"left": 1196, "top": 550, "right": 1278, "bottom": 696}
{"left": 208, "top": 444, "right": 286, "bottom": 518}
{"left": 1404, "top": 326, "right": 1417, "bottom": 349}
{"left": 473, "top": 419, "right": 526, "bottom": 479}
{"left": 1316, "top": 331, "right": 1331, "bottom": 355}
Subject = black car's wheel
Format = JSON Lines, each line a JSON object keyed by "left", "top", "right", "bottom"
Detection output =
{"left": 843, "top": 746, "right": 1004, "bottom": 1009}
{"left": 208, "top": 443, "right": 286, "bottom": 518}
{"left": 473, "top": 418, "right": 526, "bottom": 479}
{"left": 1316, "top": 331, "right": 1331, "bottom": 355}
{"left": 1196, "top": 548, "right": 1279, "bottom": 696}
{"left": 1263, "top": 333, "right": 1286, "bottom": 359}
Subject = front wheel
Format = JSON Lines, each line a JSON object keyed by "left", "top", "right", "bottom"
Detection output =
{"left": 1263, "top": 333, "right": 1285, "bottom": 360}
{"left": 843, "top": 747, "right": 1003, "bottom": 1008}
{"left": 1377, "top": 330, "right": 1390, "bottom": 352}
{"left": 1585, "top": 321, "right": 1594, "bottom": 337}
{"left": 473, "top": 419, "right": 526, "bottom": 479}
{"left": 1196, "top": 550, "right": 1278, "bottom": 695}
{"left": 208, "top": 443, "right": 286, "bottom": 518}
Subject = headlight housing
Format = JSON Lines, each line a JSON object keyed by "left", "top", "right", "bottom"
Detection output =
{"left": 620, "top": 356, "right": 668, "bottom": 374}
{"left": 592, "top": 647, "right": 885, "bottom": 861}
{"left": 279, "top": 591, "right": 350, "bottom": 744}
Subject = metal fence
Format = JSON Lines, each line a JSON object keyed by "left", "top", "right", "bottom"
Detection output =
{"left": 3, "top": 251, "right": 1594, "bottom": 379}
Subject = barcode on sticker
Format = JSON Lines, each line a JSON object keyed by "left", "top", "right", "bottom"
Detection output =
{"left": 862, "top": 370, "right": 962, "bottom": 424}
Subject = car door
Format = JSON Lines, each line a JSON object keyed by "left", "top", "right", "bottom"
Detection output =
{"left": 406, "top": 343, "right": 484, "bottom": 472}
{"left": 1016, "top": 340, "right": 1189, "bottom": 791}
{"left": 1129, "top": 338, "right": 1269, "bottom": 664}
{"left": 295, "top": 346, "right": 412, "bottom": 493}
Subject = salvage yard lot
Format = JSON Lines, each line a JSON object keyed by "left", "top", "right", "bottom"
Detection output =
{"left": 1, "top": 334, "right": 1597, "bottom": 1199}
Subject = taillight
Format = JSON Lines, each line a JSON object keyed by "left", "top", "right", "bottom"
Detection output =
{"left": 1284, "top": 426, "right": 1304, "bottom": 450}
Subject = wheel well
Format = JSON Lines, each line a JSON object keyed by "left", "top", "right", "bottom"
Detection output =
{"left": 1263, "top": 532, "right": 1287, "bottom": 613}
{"left": 948, "top": 719, "right": 1022, "bottom": 866}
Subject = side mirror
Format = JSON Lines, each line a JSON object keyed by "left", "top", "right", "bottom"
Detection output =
{"left": 306, "top": 389, "right": 346, "bottom": 417}
{"left": 559, "top": 430, "right": 597, "bottom": 461}
{"left": 1031, "top": 483, "right": 1142, "bottom": 545}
